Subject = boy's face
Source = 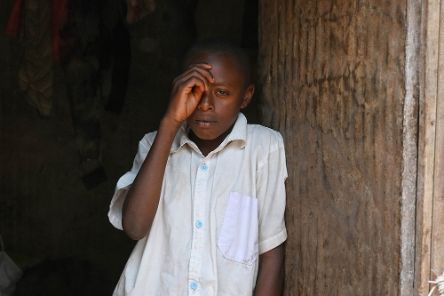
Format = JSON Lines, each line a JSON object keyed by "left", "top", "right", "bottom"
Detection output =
{"left": 185, "top": 52, "right": 254, "bottom": 142}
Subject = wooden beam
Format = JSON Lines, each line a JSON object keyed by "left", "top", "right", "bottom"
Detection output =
{"left": 415, "top": 0, "right": 442, "bottom": 295}
{"left": 430, "top": 0, "right": 444, "bottom": 286}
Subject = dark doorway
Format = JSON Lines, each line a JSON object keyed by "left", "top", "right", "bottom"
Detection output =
{"left": 0, "top": 1, "right": 259, "bottom": 295}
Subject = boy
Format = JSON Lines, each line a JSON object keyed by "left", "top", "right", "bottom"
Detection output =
{"left": 108, "top": 42, "right": 287, "bottom": 295}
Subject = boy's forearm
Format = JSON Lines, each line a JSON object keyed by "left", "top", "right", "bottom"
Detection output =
{"left": 254, "top": 244, "right": 285, "bottom": 296}
{"left": 122, "top": 117, "right": 180, "bottom": 240}
{"left": 122, "top": 62, "right": 212, "bottom": 240}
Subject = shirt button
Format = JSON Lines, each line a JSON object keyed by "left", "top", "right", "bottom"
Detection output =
{"left": 195, "top": 220, "right": 203, "bottom": 229}
{"left": 190, "top": 281, "right": 198, "bottom": 290}
{"left": 200, "top": 163, "right": 208, "bottom": 171}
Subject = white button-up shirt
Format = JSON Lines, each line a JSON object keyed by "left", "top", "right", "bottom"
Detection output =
{"left": 108, "top": 113, "right": 287, "bottom": 296}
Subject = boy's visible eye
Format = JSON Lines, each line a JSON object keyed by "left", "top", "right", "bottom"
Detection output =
{"left": 216, "top": 89, "right": 230, "bottom": 96}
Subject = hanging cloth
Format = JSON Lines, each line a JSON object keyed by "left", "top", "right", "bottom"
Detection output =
{"left": 5, "top": 0, "right": 67, "bottom": 61}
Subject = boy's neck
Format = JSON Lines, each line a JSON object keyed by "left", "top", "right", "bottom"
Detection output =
{"left": 188, "top": 124, "right": 235, "bottom": 157}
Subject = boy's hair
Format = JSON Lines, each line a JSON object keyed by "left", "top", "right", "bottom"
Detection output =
{"left": 182, "top": 40, "right": 253, "bottom": 87}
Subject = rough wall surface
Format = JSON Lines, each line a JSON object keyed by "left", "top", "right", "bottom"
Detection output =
{"left": 258, "top": 1, "right": 406, "bottom": 295}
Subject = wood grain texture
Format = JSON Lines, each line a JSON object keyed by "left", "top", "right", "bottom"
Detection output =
{"left": 258, "top": 1, "right": 406, "bottom": 295}
{"left": 416, "top": 1, "right": 443, "bottom": 295}
{"left": 431, "top": 0, "right": 444, "bottom": 281}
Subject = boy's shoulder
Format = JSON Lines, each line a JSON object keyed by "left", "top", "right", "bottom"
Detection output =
{"left": 245, "top": 123, "right": 285, "bottom": 151}
{"left": 246, "top": 123, "right": 281, "bottom": 136}
{"left": 137, "top": 131, "right": 157, "bottom": 149}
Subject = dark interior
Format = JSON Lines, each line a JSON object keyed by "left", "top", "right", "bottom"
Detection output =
{"left": 0, "top": 0, "right": 259, "bottom": 294}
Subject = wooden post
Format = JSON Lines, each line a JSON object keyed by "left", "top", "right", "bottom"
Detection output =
{"left": 258, "top": 0, "right": 411, "bottom": 294}
{"left": 432, "top": 0, "right": 444, "bottom": 283}
{"left": 416, "top": 0, "right": 444, "bottom": 295}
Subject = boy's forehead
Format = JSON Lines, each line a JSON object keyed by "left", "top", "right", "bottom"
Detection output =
{"left": 186, "top": 51, "right": 237, "bottom": 67}
{"left": 185, "top": 51, "right": 247, "bottom": 83}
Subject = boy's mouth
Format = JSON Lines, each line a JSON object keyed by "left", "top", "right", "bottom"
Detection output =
{"left": 194, "top": 119, "right": 216, "bottom": 127}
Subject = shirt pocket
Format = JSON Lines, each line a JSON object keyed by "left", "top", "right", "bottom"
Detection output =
{"left": 217, "top": 192, "right": 259, "bottom": 265}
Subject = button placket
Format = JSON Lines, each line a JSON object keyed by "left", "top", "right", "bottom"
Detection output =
{"left": 188, "top": 160, "right": 210, "bottom": 293}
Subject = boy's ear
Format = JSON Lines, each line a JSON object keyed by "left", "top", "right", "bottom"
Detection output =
{"left": 240, "top": 84, "right": 255, "bottom": 109}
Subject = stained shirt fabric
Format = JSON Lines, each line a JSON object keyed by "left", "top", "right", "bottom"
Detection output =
{"left": 108, "top": 113, "right": 287, "bottom": 296}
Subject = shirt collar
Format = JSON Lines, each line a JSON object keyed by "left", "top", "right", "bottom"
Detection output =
{"left": 170, "top": 113, "right": 248, "bottom": 155}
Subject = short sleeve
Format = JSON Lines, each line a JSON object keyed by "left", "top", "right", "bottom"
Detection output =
{"left": 257, "top": 132, "right": 288, "bottom": 254}
{"left": 108, "top": 133, "right": 155, "bottom": 230}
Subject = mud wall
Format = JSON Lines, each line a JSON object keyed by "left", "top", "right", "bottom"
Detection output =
{"left": 259, "top": 1, "right": 408, "bottom": 295}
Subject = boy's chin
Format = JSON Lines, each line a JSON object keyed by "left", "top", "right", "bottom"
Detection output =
{"left": 189, "top": 128, "right": 224, "bottom": 142}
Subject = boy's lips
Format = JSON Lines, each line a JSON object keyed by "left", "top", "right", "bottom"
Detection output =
{"left": 194, "top": 119, "right": 217, "bottom": 128}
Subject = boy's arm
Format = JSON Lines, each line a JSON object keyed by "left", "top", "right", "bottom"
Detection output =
{"left": 254, "top": 244, "right": 285, "bottom": 296}
{"left": 122, "top": 63, "right": 213, "bottom": 240}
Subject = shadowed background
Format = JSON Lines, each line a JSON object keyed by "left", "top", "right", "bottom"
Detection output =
{"left": 0, "top": 0, "right": 258, "bottom": 294}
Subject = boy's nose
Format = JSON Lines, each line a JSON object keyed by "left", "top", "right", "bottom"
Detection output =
{"left": 197, "top": 92, "right": 214, "bottom": 111}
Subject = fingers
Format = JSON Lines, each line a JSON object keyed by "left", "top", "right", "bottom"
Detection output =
{"left": 172, "top": 74, "right": 207, "bottom": 97}
{"left": 186, "top": 63, "right": 214, "bottom": 82}
{"left": 166, "top": 74, "right": 206, "bottom": 123}
{"left": 179, "top": 76, "right": 206, "bottom": 97}
{"left": 166, "top": 64, "right": 213, "bottom": 123}
{"left": 172, "top": 64, "right": 214, "bottom": 90}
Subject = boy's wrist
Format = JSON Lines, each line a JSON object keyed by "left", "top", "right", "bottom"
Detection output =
{"left": 159, "top": 116, "right": 183, "bottom": 133}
